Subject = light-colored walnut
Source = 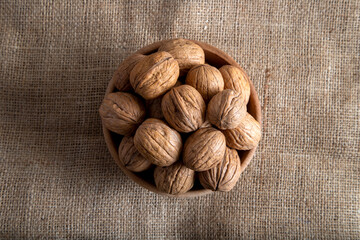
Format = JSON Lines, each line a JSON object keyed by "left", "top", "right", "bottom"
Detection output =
{"left": 130, "top": 51, "right": 179, "bottom": 100}
{"left": 134, "top": 118, "right": 182, "bottom": 167}
{"left": 222, "top": 113, "right": 261, "bottom": 150}
{"left": 185, "top": 64, "right": 224, "bottom": 102}
{"left": 161, "top": 85, "right": 206, "bottom": 133}
{"left": 113, "top": 53, "right": 145, "bottom": 91}
{"left": 118, "top": 136, "right": 151, "bottom": 172}
{"left": 99, "top": 92, "right": 145, "bottom": 135}
{"left": 219, "top": 65, "right": 251, "bottom": 104}
{"left": 199, "top": 147, "right": 241, "bottom": 192}
{"left": 183, "top": 127, "right": 226, "bottom": 171}
{"left": 207, "top": 89, "right": 247, "bottom": 130}
{"left": 154, "top": 162, "right": 195, "bottom": 195}
{"left": 158, "top": 38, "right": 205, "bottom": 75}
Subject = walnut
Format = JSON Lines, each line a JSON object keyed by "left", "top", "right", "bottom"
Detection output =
{"left": 113, "top": 53, "right": 145, "bottom": 91}
{"left": 158, "top": 38, "right": 205, "bottom": 75}
{"left": 154, "top": 162, "right": 195, "bottom": 195}
{"left": 185, "top": 64, "right": 224, "bottom": 102}
{"left": 183, "top": 127, "right": 226, "bottom": 171}
{"left": 222, "top": 113, "right": 261, "bottom": 150}
{"left": 130, "top": 51, "right": 179, "bottom": 100}
{"left": 161, "top": 85, "right": 206, "bottom": 133}
{"left": 145, "top": 81, "right": 182, "bottom": 119}
{"left": 207, "top": 89, "right": 247, "bottom": 130}
{"left": 118, "top": 136, "right": 151, "bottom": 172}
{"left": 219, "top": 65, "right": 251, "bottom": 104}
{"left": 134, "top": 118, "right": 182, "bottom": 167}
{"left": 199, "top": 147, "right": 241, "bottom": 192}
{"left": 146, "top": 96, "right": 164, "bottom": 119}
{"left": 99, "top": 92, "right": 145, "bottom": 135}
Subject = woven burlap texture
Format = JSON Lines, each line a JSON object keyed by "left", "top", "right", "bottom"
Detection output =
{"left": 1, "top": 0, "right": 359, "bottom": 239}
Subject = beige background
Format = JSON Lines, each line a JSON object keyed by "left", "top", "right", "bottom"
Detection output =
{"left": 1, "top": 0, "right": 359, "bottom": 239}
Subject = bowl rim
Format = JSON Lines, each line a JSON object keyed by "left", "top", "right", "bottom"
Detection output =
{"left": 102, "top": 39, "right": 262, "bottom": 198}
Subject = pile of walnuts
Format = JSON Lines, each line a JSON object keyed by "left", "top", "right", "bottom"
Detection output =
{"left": 99, "top": 39, "right": 261, "bottom": 195}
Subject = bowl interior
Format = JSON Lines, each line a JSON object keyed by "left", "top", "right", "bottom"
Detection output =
{"left": 102, "top": 39, "right": 261, "bottom": 198}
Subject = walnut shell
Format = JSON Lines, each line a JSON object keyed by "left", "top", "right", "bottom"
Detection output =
{"left": 145, "top": 81, "right": 182, "bottom": 119}
{"left": 146, "top": 96, "right": 164, "bottom": 119}
{"left": 183, "top": 127, "right": 226, "bottom": 171}
{"left": 199, "top": 147, "right": 241, "bottom": 192}
{"left": 113, "top": 53, "right": 145, "bottom": 91}
{"left": 134, "top": 118, "right": 182, "bottom": 167}
{"left": 158, "top": 38, "right": 205, "bottom": 75}
{"left": 161, "top": 85, "right": 206, "bottom": 133}
{"left": 219, "top": 65, "right": 251, "bottom": 104}
{"left": 130, "top": 51, "right": 179, "bottom": 100}
{"left": 207, "top": 89, "right": 247, "bottom": 130}
{"left": 99, "top": 92, "right": 145, "bottom": 135}
{"left": 185, "top": 64, "right": 224, "bottom": 102}
{"left": 154, "top": 162, "right": 195, "bottom": 195}
{"left": 118, "top": 136, "right": 151, "bottom": 172}
{"left": 222, "top": 113, "right": 261, "bottom": 150}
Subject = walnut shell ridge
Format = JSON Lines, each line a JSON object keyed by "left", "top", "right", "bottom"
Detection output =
{"left": 199, "top": 147, "right": 241, "bottom": 192}
{"left": 183, "top": 127, "right": 226, "bottom": 171}
{"left": 118, "top": 136, "right": 151, "bottom": 172}
{"left": 185, "top": 64, "right": 224, "bottom": 102}
{"left": 99, "top": 92, "right": 145, "bottom": 135}
{"left": 134, "top": 118, "right": 182, "bottom": 167}
{"left": 113, "top": 53, "right": 145, "bottom": 91}
{"left": 207, "top": 89, "right": 247, "bottom": 130}
{"left": 161, "top": 85, "right": 206, "bottom": 133}
{"left": 130, "top": 51, "right": 179, "bottom": 100}
{"left": 158, "top": 38, "right": 205, "bottom": 75}
{"left": 222, "top": 113, "right": 261, "bottom": 150}
{"left": 154, "top": 162, "right": 195, "bottom": 195}
{"left": 219, "top": 65, "right": 251, "bottom": 104}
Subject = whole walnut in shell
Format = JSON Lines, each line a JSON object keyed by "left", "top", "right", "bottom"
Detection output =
{"left": 134, "top": 118, "right": 182, "bottom": 167}
{"left": 186, "top": 64, "right": 224, "bottom": 102}
{"left": 222, "top": 113, "right": 261, "bottom": 150}
{"left": 158, "top": 38, "right": 205, "bottom": 75}
{"left": 146, "top": 96, "right": 164, "bottom": 119}
{"left": 199, "top": 147, "right": 241, "bottom": 191}
{"left": 219, "top": 65, "right": 251, "bottom": 104}
{"left": 113, "top": 53, "right": 145, "bottom": 91}
{"left": 130, "top": 51, "right": 179, "bottom": 100}
{"left": 118, "top": 136, "right": 151, "bottom": 172}
{"left": 154, "top": 162, "right": 195, "bottom": 195}
{"left": 161, "top": 85, "right": 206, "bottom": 133}
{"left": 146, "top": 81, "right": 182, "bottom": 119}
{"left": 183, "top": 127, "right": 226, "bottom": 171}
{"left": 207, "top": 89, "right": 247, "bottom": 130}
{"left": 99, "top": 92, "right": 145, "bottom": 135}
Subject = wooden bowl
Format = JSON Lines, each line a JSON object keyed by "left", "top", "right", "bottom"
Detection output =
{"left": 102, "top": 39, "right": 261, "bottom": 198}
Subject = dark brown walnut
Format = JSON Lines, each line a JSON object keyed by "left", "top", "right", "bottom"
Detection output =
{"left": 113, "top": 53, "right": 145, "bottom": 91}
{"left": 158, "top": 38, "right": 205, "bottom": 75}
{"left": 134, "top": 118, "right": 182, "bottom": 167}
{"left": 99, "top": 92, "right": 145, "bottom": 135}
{"left": 185, "top": 64, "right": 224, "bottom": 102}
{"left": 183, "top": 127, "right": 226, "bottom": 171}
{"left": 130, "top": 51, "right": 179, "bottom": 100}
{"left": 199, "top": 147, "right": 241, "bottom": 191}
{"left": 161, "top": 85, "right": 206, "bottom": 133}
{"left": 118, "top": 136, "right": 151, "bottom": 172}
{"left": 146, "top": 96, "right": 164, "bottom": 119}
{"left": 222, "top": 113, "right": 261, "bottom": 150}
{"left": 219, "top": 65, "right": 251, "bottom": 104}
{"left": 154, "top": 162, "right": 195, "bottom": 195}
{"left": 207, "top": 89, "right": 247, "bottom": 130}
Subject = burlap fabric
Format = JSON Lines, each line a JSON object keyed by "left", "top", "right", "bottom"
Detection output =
{"left": 1, "top": 0, "right": 359, "bottom": 239}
